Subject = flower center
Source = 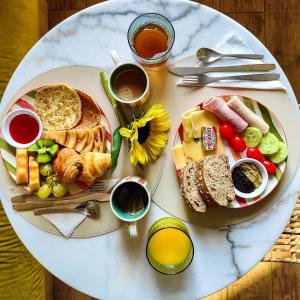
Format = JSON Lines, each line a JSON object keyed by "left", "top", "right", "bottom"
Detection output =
{"left": 138, "top": 122, "right": 150, "bottom": 144}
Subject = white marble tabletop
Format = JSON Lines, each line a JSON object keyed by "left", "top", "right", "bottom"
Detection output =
{"left": 1, "top": 0, "right": 300, "bottom": 299}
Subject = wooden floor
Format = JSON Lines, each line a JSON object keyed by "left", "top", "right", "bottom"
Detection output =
{"left": 45, "top": 1, "right": 300, "bottom": 299}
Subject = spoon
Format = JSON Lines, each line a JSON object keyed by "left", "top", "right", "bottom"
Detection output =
{"left": 34, "top": 200, "right": 100, "bottom": 218}
{"left": 197, "top": 47, "right": 264, "bottom": 64}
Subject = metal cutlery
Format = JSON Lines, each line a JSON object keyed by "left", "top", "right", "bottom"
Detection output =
{"left": 88, "top": 178, "right": 119, "bottom": 193}
{"left": 12, "top": 192, "right": 110, "bottom": 211}
{"left": 197, "top": 47, "right": 264, "bottom": 64}
{"left": 169, "top": 63, "right": 276, "bottom": 76}
{"left": 11, "top": 178, "right": 119, "bottom": 204}
{"left": 178, "top": 73, "right": 280, "bottom": 87}
{"left": 34, "top": 200, "right": 100, "bottom": 218}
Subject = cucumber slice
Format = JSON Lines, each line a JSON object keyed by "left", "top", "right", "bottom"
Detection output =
{"left": 242, "top": 127, "right": 262, "bottom": 147}
{"left": 270, "top": 142, "right": 288, "bottom": 164}
{"left": 258, "top": 132, "right": 280, "bottom": 155}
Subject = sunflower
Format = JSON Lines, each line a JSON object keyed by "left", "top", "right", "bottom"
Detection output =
{"left": 119, "top": 104, "right": 170, "bottom": 166}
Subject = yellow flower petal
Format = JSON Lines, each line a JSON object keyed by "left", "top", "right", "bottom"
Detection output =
{"left": 146, "top": 132, "right": 168, "bottom": 148}
{"left": 119, "top": 127, "right": 133, "bottom": 138}
{"left": 131, "top": 141, "right": 150, "bottom": 165}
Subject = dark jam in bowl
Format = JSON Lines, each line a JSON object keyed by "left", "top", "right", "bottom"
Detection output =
{"left": 9, "top": 114, "right": 40, "bottom": 144}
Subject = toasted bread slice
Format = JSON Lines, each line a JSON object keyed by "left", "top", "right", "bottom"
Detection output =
{"left": 195, "top": 160, "right": 215, "bottom": 206}
{"left": 180, "top": 162, "right": 206, "bottom": 213}
{"left": 197, "top": 154, "right": 235, "bottom": 207}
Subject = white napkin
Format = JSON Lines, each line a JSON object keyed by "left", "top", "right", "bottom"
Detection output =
{"left": 175, "top": 32, "right": 286, "bottom": 90}
{"left": 42, "top": 213, "right": 86, "bottom": 238}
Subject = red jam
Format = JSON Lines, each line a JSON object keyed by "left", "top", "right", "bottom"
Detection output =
{"left": 9, "top": 114, "right": 39, "bottom": 144}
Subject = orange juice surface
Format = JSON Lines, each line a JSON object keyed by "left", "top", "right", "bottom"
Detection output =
{"left": 148, "top": 228, "right": 191, "bottom": 265}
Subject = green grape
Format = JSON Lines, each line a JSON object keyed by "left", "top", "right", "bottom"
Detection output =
{"left": 45, "top": 177, "right": 53, "bottom": 186}
{"left": 37, "top": 184, "right": 52, "bottom": 199}
{"left": 39, "top": 163, "right": 54, "bottom": 177}
{"left": 45, "top": 174, "right": 59, "bottom": 186}
{"left": 52, "top": 182, "right": 67, "bottom": 197}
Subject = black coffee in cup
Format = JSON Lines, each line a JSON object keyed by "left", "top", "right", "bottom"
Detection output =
{"left": 113, "top": 182, "right": 148, "bottom": 215}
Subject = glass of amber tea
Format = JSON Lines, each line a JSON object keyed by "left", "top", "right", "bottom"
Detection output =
{"left": 127, "top": 13, "right": 175, "bottom": 66}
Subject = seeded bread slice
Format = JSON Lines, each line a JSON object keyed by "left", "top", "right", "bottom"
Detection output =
{"left": 200, "top": 154, "right": 235, "bottom": 207}
{"left": 195, "top": 160, "right": 215, "bottom": 206}
{"left": 180, "top": 162, "right": 206, "bottom": 213}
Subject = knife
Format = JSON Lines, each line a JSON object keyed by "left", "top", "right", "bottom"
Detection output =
{"left": 12, "top": 192, "right": 110, "bottom": 211}
{"left": 168, "top": 63, "right": 276, "bottom": 76}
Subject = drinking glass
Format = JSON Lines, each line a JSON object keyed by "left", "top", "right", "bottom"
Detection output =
{"left": 146, "top": 217, "right": 194, "bottom": 275}
{"left": 127, "top": 13, "right": 175, "bottom": 66}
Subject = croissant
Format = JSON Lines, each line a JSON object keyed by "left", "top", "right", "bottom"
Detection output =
{"left": 53, "top": 148, "right": 83, "bottom": 183}
{"left": 79, "top": 152, "right": 111, "bottom": 182}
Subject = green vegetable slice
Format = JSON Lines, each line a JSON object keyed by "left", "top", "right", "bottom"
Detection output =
{"left": 270, "top": 142, "right": 288, "bottom": 164}
{"left": 242, "top": 127, "right": 262, "bottom": 147}
{"left": 258, "top": 132, "right": 280, "bottom": 155}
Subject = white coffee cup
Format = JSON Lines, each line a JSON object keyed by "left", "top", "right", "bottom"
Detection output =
{"left": 108, "top": 50, "right": 150, "bottom": 108}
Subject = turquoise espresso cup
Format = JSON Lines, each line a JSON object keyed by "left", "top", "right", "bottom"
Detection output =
{"left": 110, "top": 176, "right": 151, "bottom": 237}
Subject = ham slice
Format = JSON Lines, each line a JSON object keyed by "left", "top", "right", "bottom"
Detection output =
{"left": 203, "top": 97, "right": 248, "bottom": 132}
{"left": 227, "top": 96, "right": 269, "bottom": 134}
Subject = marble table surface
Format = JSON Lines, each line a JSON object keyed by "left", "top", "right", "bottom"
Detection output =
{"left": 1, "top": 0, "right": 300, "bottom": 299}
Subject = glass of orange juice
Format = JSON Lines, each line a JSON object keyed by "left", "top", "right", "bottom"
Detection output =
{"left": 146, "top": 217, "right": 194, "bottom": 275}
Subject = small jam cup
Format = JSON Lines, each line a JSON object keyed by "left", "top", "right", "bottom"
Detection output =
{"left": 108, "top": 50, "right": 150, "bottom": 108}
{"left": 230, "top": 158, "right": 268, "bottom": 199}
{"left": 2, "top": 109, "right": 42, "bottom": 148}
{"left": 146, "top": 217, "right": 194, "bottom": 275}
{"left": 127, "top": 13, "right": 175, "bottom": 66}
{"left": 110, "top": 176, "right": 151, "bottom": 238}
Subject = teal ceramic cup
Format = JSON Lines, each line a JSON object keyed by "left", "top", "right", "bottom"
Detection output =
{"left": 110, "top": 176, "right": 151, "bottom": 238}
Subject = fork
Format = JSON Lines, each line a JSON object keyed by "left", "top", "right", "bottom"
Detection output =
{"left": 178, "top": 73, "right": 280, "bottom": 86}
{"left": 88, "top": 179, "right": 119, "bottom": 193}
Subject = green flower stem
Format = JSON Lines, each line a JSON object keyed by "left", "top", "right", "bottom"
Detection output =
{"left": 99, "top": 72, "right": 127, "bottom": 127}
{"left": 100, "top": 71, "right": 127, "bottom": 176}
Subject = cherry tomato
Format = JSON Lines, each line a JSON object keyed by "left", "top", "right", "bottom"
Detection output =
{"left": 230, "top": 136, "right": 246, "bottom": 152}
{"left": 246, "top": 147, "right": 265, "bottom": 162}
{"left": 262, "top": 160, "right": 276, "bottom": 175}
{"left": 219, "top": 123, "right": 235, "bottom": 140}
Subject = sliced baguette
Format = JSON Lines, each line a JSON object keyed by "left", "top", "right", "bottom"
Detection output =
{"left": 180, "top": 162, "right": 206, "bottom": 213}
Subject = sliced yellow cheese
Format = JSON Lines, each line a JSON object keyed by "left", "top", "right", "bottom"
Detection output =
{"left": 190, "top": 110, "right": 202, "bottom": 138}
{"left": 183, "top": 140, "right": 204, "bottom": 161}
{"left": 16, "top": 148, "right": 29, "bottom": 184}
{"left": 181, "top": 109, "right": 227, "bottom": 160}
{"left": 172, "top": 145, "right": 187, "bottom": 170}
{"left": 29, "top": 156, "right": 40, "bottom": 192}
{"left": 182, "top": 107, "right": 199, "bottom": 140}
